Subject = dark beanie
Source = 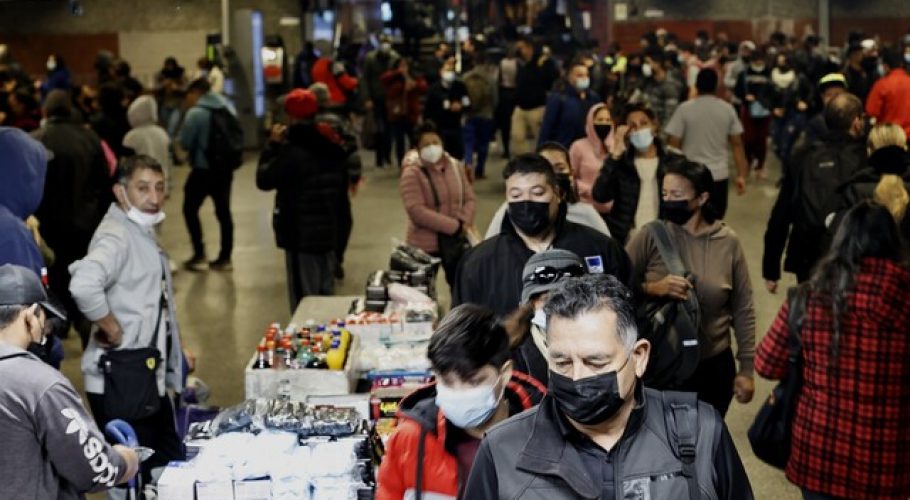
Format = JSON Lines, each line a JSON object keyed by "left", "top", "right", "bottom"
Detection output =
{"left": 868, "top": 145, "right": 910, "bottom": 176}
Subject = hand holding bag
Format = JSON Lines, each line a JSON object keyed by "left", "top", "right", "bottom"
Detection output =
{"left": 748, "top": 284, "right": 809, "bottom": 469}
{"left": 98, "top": 269, "right": 167, "bottom": 420}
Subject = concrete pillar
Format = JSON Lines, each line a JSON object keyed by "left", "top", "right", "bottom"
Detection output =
{"left": 818, "top": 0, "right": 830, "bottom": 49}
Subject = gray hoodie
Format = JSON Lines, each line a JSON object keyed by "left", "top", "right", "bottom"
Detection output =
{"left": 123, "top": 96, "right": 172, "bottom": 191}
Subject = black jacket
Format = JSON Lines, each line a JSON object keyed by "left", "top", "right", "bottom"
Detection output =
{"left": 592, "top": 143, "right": 683, "bottom": 245}
{"left": 31, "top": 117, "right": 111, "bottom": 263}
{"left": 514, "top": 54, "right": 560, "bottom": 110}
{"left": 423, "top": 80, "right": 469, "bottom": 131}
{"left": 834, "top": 146, "right": 910, "bottom": 239}
{"left": 256, "top": 122, "right": 349, "bottom": 253}
{"left": 453, "top": 203, "right": 631, "bottom": 317}
{"left": 762, "top": 131, "right": 866, "bottom": 281}
{"left": 464, "top": 386, "right": 754, "bottom": 500}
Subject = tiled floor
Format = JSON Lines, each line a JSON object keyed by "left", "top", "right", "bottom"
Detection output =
{"left": 64, "top": 144, "right": 801, "bottom": 498}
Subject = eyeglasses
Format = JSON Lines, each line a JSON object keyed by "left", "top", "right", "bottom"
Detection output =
{"left": 526, "top": 264, "right": 586, "bottom": 285}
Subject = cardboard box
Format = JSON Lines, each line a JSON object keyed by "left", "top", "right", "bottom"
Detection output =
{"left": 233, "top": 478, "right": 272, "bottom": 500}
{"left": 157, "top": 462, "right": 197, "bottom": 500}
{"left": 244, "top": 335, "right": 361, "bottom": 399}
{"left": 196, "top": 479, "right": 235, "bottom": 500}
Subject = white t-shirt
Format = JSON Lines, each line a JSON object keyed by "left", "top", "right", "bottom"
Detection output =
{"left": 633, "top": 157, "right": 660, "bottom": 233}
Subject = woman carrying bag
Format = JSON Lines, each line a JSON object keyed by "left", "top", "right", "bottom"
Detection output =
{"left": 399, "top": 121, "right": 479, "bottom": 287}
{"left": 626, "top": 159, "right": 756, "bottom": 416}
{"left": 756, "top": 200, "right": 910, "bottom": 500}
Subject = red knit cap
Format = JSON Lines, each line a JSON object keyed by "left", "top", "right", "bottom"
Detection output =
{"left": 284, "top": 89, "right": 318, "bottom": 120}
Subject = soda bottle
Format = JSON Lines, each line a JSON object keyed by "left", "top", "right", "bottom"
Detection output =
{"left": 296, "top": 339, "right": 314, "bottom": 367}
{"left": 306, "top": 343, "right": 329, "bottom": 369}
{"left": 253, "top": 344, "right": 271, "bottom": 369}
{"left": 274, "top": 342, "right": 287, "bottom": 370}
{"left": 265, "top": 340, "right": 277, "bottom": 369}
{"left": 281, "top": 338, "right": 295, "bottom": 369}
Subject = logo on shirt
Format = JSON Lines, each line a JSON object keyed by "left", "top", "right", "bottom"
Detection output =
{"left": 585, "top": 255, "right": 605, "bottom": 274}
{"left": 61, "top": 408, "right": 120, "bottom": 487}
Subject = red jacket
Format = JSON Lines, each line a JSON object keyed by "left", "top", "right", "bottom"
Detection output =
{"left": 376, "top": 372, "right": 545, "bottom": 500}
{"left": 866, "top": 69, "right": 910, "bottom": 137}
{"left": 310, "top": 57, "right": 358, "bottom": 105}
{"left": 379, "top": 69, "right": 428, "bottom": 125}
{"left": 756, "top": 258, "right": 910, "bottom": 499}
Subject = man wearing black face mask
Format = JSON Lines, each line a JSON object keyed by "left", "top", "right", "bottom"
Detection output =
{"left": 453, "top": 153, "right": 629, "bottom": 317}
{"left": 465, "top": 274, "right": 753, "bottom": 499}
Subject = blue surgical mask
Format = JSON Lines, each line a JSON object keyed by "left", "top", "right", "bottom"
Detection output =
{"left": 630, "top": 128, "right": 655, "bottom": 151}
{"left": 435, "top": 377, "right": 504, "bottom": 429}
{"left": 574, "top": 77, "right": 590, "bottom": 91}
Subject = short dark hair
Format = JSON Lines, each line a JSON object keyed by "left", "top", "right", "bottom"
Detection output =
{"left": 663, "top": 157, "right": 719, "bottom": 223}
{"left": 536, "top": 141, "right": 569, "bottom": 160}
{"left": 502, "top": 153, "right": 557, "bottom": 188}
{"left": 414, "top": 121, "right": 440, "bottom": 144}
{"left": 187, "top": 77, "right": 211, "bottom": 94}
{"left": 695, "top": 68, "right": 718, "bottom": 94}
{"left": 12, "top": 87, "right": 38, "bottom": 112}
{"left": 824, "top": 92, "right": 863, "bottom": 133}
{"left": 543, "top": 274, "right": 637, "bottom": 351}
{"left": 117, "top": 155, "right": 165, "bottom": 184}
{"left": 44, "top": 89, "right": 72, "bottom": 118}
{"left": 881, "top": 46, "right": 902, "bottom": 70}
{"left": 623, "top": 102, "right": 656, "bottom": 123}
{"left": 0, "top": 304, "right": 25, "bottom": 330}
{"left": 428, "top": 304, "right": 511, "bottom": 379}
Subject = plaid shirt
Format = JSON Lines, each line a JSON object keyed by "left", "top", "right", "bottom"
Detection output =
{"left": 755, "top": 257, "right": 910, "bottom": 499}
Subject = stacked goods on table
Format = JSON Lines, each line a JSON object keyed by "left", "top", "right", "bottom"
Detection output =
{"left": 161, "top": 398, "right": 375, "bottom": 500}
{"left": 252, "top": 322, "right": 353, "bottom": 371}
{"left": 368, "top": 371, "right": 435, "bottom": 447}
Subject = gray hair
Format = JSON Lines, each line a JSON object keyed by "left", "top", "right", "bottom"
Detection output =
{"left": 543, "top": 274, "right": 638, "bottom": 352}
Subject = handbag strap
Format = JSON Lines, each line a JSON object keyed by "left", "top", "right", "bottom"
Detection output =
{"left": 647, "top": 221, "right": 689, "bottom": 277}
{"left": 785, "top": 284, "right": 809, "bottom": 361}
{"left": 418, "top": 166, "right": 442, "bottom": 210}
{"left": 149, "top": 264, "right": 168, "bottom": 349}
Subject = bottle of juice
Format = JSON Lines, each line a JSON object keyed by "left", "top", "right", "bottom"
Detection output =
{"left": 281, "top": 338, "right": 295, "bottom": 369}
{"left": 326, "top": 339, "right": 346, "bottom": 370}
{"left": 265, "top": 340, "right": 277, "bottom": 369}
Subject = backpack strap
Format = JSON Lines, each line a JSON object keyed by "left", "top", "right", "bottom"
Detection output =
{"left": 662, "top": 391, "right": 703, "bottom": 500}
{"left": 0, "top": 352, "right": 29, "bottom": 362}
{"left": 646, "top": 221, "right": 689, "bottom": 277}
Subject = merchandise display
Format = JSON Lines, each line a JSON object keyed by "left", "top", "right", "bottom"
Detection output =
{"left": 160, "top": 398, "right": 374, "bottom": 500}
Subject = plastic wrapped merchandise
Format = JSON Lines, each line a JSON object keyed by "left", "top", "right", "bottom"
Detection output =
{"left": 271, "top": 446, "right": 312, "bottom": 500}
{"left": 265, "top": 399, "right": 313, "bottom": 436}
{"left": 308, "top": 441, "right": 359, "bottom": 478}
{"left": 211, "top": 399, "right": 270, "bottom": 436}
{"left": 310, "top": 477, "right": 361, "bottom": 500}
{"left": 387, "top": 283, "right": 432, "bottom": 304}
{"left": 193, "top": 432, "right": 255, "bottom": 481}
{"left": 233, "top": 430, "right": 299, "bottom": 480}
{"left": 311, "top": 406, "right": 362, "bottom": 437}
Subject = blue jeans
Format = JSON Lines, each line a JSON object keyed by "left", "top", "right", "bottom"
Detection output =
{"left": 463, "top": 117, "right": 495, "bottom": 177}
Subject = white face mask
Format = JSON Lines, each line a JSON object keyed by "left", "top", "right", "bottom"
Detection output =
{"left": 120, "top": 185, "right": 165, "bottom": 228}
{"left": 441, "top": 70, "right": 456, "bottom": 84}
{"left": 531, "top": 308, "right": 548, "bottom": 331}
{"left": 641, "top": 63, "right": 653, "bottom": 78}
{"left": 435, "top": 377, "right": 504, "bottom": 429}
{"left": 46, "top": 59, "right": 57, "bottom": 71}
{"left": 419, "top": 144, "right": 444, "bottom": 164}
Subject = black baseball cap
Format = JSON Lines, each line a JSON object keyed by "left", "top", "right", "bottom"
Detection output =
{"left": 0, "top": 264, "right": 66, "bottom": 320}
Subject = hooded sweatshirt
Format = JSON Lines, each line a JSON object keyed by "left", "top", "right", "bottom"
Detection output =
{"left": 179, "top": 92, "right": 236, "bottom": 170}
{"left": 569, "top": 103, "right": 614, "bottom": 214}
{"left": 0, "top": 127, "right": 47, "bottom": 275}
{"left": 626, "top": 220, "right": 756, "bottom": 375}
{"left": 123, "top": 96, "right": 172, "bottom": 192}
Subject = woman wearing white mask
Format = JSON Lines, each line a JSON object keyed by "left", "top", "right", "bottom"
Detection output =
{"left": 399, "top": 122, "right": 478, "bottom": 285}
{"left": 592, "top": 103, "right": 685, "bottom": 244}
{"left": 376, "top": 304, "right": 545, "bottom": 500}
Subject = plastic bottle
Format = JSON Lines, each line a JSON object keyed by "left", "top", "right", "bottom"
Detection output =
{"left": 306, "top": 344, "right": 329, "bottom": 369}
{"left": 253, "top": 344, "right": 271, "bottom": 369}
{"left": 274, "top": 342, "right": 287, "bottom": 370}
{"left": 281, "top": 338, "right": 295, "bottom": 369}
{"left": 296, "top": 339, "right": 314, "bottom": 367}
{"left": 265, "top": 340, "right": 277, "bottom": 369}
{"left": 326, "top": 339, "right": 346, "bottom": 370}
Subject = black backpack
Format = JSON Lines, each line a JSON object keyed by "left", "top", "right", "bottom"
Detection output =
{"left": 204, "top": 106, "right": 244, "bottom": 171}
{"left": 791, "top": 139, "right": 864, "bottom": 247}
{"left": 636, "top": 221, "right": 701, "bottom": 389}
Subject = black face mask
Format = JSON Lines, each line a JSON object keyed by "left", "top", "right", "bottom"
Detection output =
{"left": 508, "top": 200, "right": 552, "bottom": 236}
{"left": 594, "top": 124, "right": 612, "bottom": 141}
{"left": 659, "top": 199, "right": 696, "bottom": 226}
{"left": 548, "top": 356, "right": 632, "bottom": 425}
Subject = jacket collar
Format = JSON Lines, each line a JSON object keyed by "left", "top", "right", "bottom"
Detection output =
{"left": 517, "top": 383, "right": 647, "bottom": 499}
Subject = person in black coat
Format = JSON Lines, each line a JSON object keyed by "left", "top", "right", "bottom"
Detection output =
{"left": 257, "top": 89, "right": 349, "bottom": 311}
{"left": 453, "top": 153, "right": 630, "bottom": 317}
{"left": 423, "top": 57, "right": 470, "bottom": 160}
{"left": 592, "top": 104, "right": 684, "bottom": 244}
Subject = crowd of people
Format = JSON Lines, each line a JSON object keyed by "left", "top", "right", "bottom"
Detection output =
{"left": 3, "top": 18, "right": 910, "bottom": 500}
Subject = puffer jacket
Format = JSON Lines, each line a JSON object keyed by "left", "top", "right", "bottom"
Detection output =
{"left": 256, "top": 121, "right": 349, "bottom": 253}
{"left": 376, "top": 373, "right": 546, "bottom": 500}
{"left": 591, "top": 141, "right": 681, "bottom": 244}
{"left": 570, "top": 102, "right": 614, "bottom": 214}
{"left": 399, "top": 150, "right": 476, "bottom": 253}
